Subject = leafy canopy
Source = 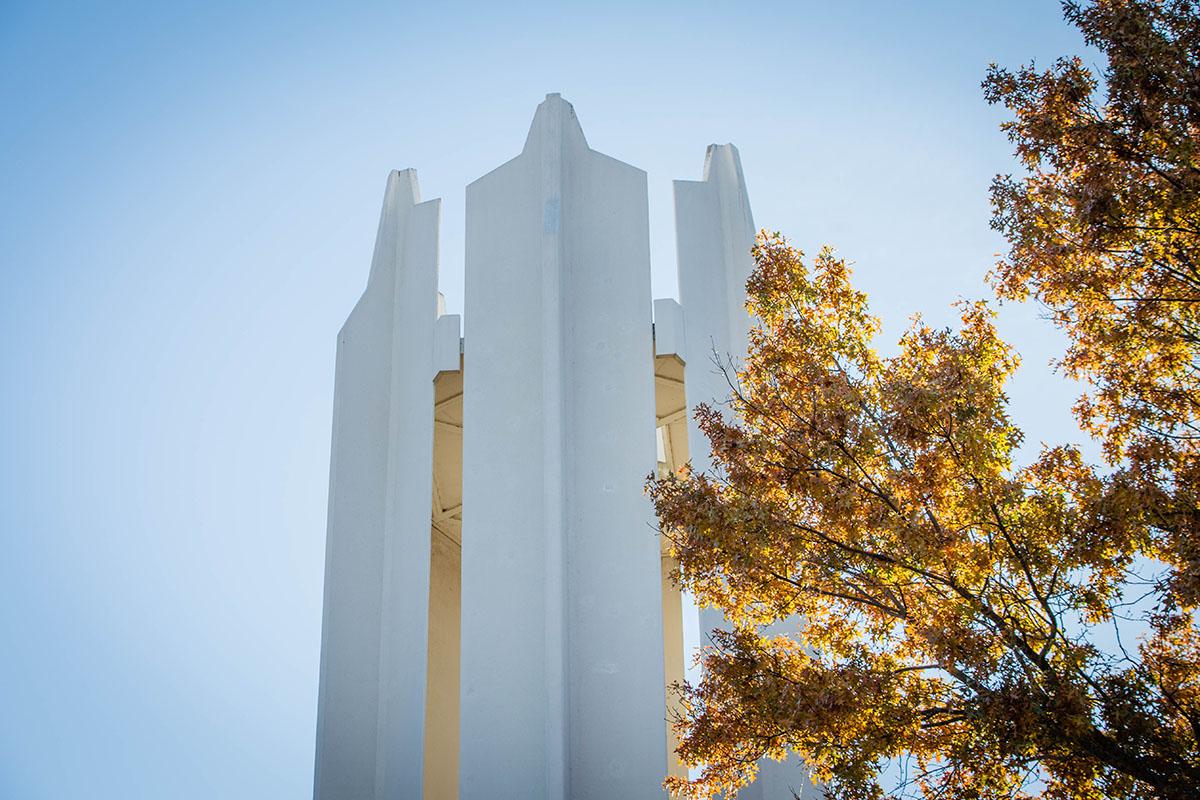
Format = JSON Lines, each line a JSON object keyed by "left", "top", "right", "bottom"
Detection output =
{"left": 651, "top": 3, "right": 1200, "bottom": 798}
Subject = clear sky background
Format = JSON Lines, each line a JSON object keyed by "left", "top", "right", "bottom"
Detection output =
{"left": 1, "top": 2, "right": 1100, "bottom": 797}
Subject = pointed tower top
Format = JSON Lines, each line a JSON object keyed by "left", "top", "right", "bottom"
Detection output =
{"left": 367, "top": 169, "right": 423, "bottom": 286}
{"left": 700, "top": 143, "right": 753, "bottom": 232}
{"left": 383, "top": 168, "right": 421, "bottom": 209}
{"left": 522, "top": 92, "right": 589, "bottom": 154}
{"left": 701, "top": 144, "right": 743, "bottom": 183}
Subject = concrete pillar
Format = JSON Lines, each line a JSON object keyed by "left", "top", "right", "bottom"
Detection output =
{"left": 314, "top": 170, "right": 441, "bottom": 800}
{"left": 674, "top": 143, "right": 756, "bottom": 643}
{"left": 459, "top": 94, "right": 667, "bottom": 799}
{"left": 675, "top": 146, "right": 816, "bottom": 799}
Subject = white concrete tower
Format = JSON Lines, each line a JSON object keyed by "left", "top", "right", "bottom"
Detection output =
{"left": 314, "top": 100, "right": 809, "bottom": 800}
{"left": 459, "top": 94, "right": 668, "bottom": 799}
{"left": 314, "top": 170, "right": 441, "bottom": 800}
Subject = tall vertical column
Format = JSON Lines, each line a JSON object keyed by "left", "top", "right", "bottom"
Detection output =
{"left": 314, "top": 170, "right": 441, "bottom": 800}
{"left": 460, "top": 94, "right": 667, "bottom": 799}
{"left": 675, "top": 146, "right": 815, "bottom": 799}
{"left": 674, "top": 144, "right": 756, "bottom": 632}
{"left": 673, "top": 141, "right": 753, "bottom": 783}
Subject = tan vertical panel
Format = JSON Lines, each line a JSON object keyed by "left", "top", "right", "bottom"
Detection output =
{"left": 654, "top": 353, "right": 689, "bottom": 779}
{"left": 424, "top": 367, "right": 463, "bottom": 799}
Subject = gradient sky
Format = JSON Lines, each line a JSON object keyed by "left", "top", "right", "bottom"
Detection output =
{"left": 1, "top": 2, "right": 1100, "bottom": 797}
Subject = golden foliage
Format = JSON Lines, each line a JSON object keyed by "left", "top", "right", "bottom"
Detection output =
{"left": 651, "top": 235, "right": 1198, "bottom": 799}
{"left": 650, "top": 4, "right": 1200, "bottom": 798}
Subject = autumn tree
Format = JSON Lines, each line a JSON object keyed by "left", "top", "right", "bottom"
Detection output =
{"left": 650, "top": 3, "right": 1200, "bottom": 798}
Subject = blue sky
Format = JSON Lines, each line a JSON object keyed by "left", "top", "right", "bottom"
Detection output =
{"left": 1, "top": 2, "right": 1097, "bottom": 797}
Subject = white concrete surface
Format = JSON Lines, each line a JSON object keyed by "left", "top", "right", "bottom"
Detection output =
{"left": 652, "top": 298, "right": 686, "bottom": 361}
{"left": 314, "top": 169, "right": 441, "bottom": 800}
{"left": 459, "top": 94, "right": 667, "bottom": 799}
{"left": 673, "top": 144, "right": 756, "bottom": 397}
{"left": 433, "top": 313, "right": 461, "bottom": 376}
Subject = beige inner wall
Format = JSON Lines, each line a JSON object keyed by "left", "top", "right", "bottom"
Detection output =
{"left": 654, "top": 354, "right": 689, "bottom": 780}
{"left": 425, "top": 366, "right": 463, "bottom": 800}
